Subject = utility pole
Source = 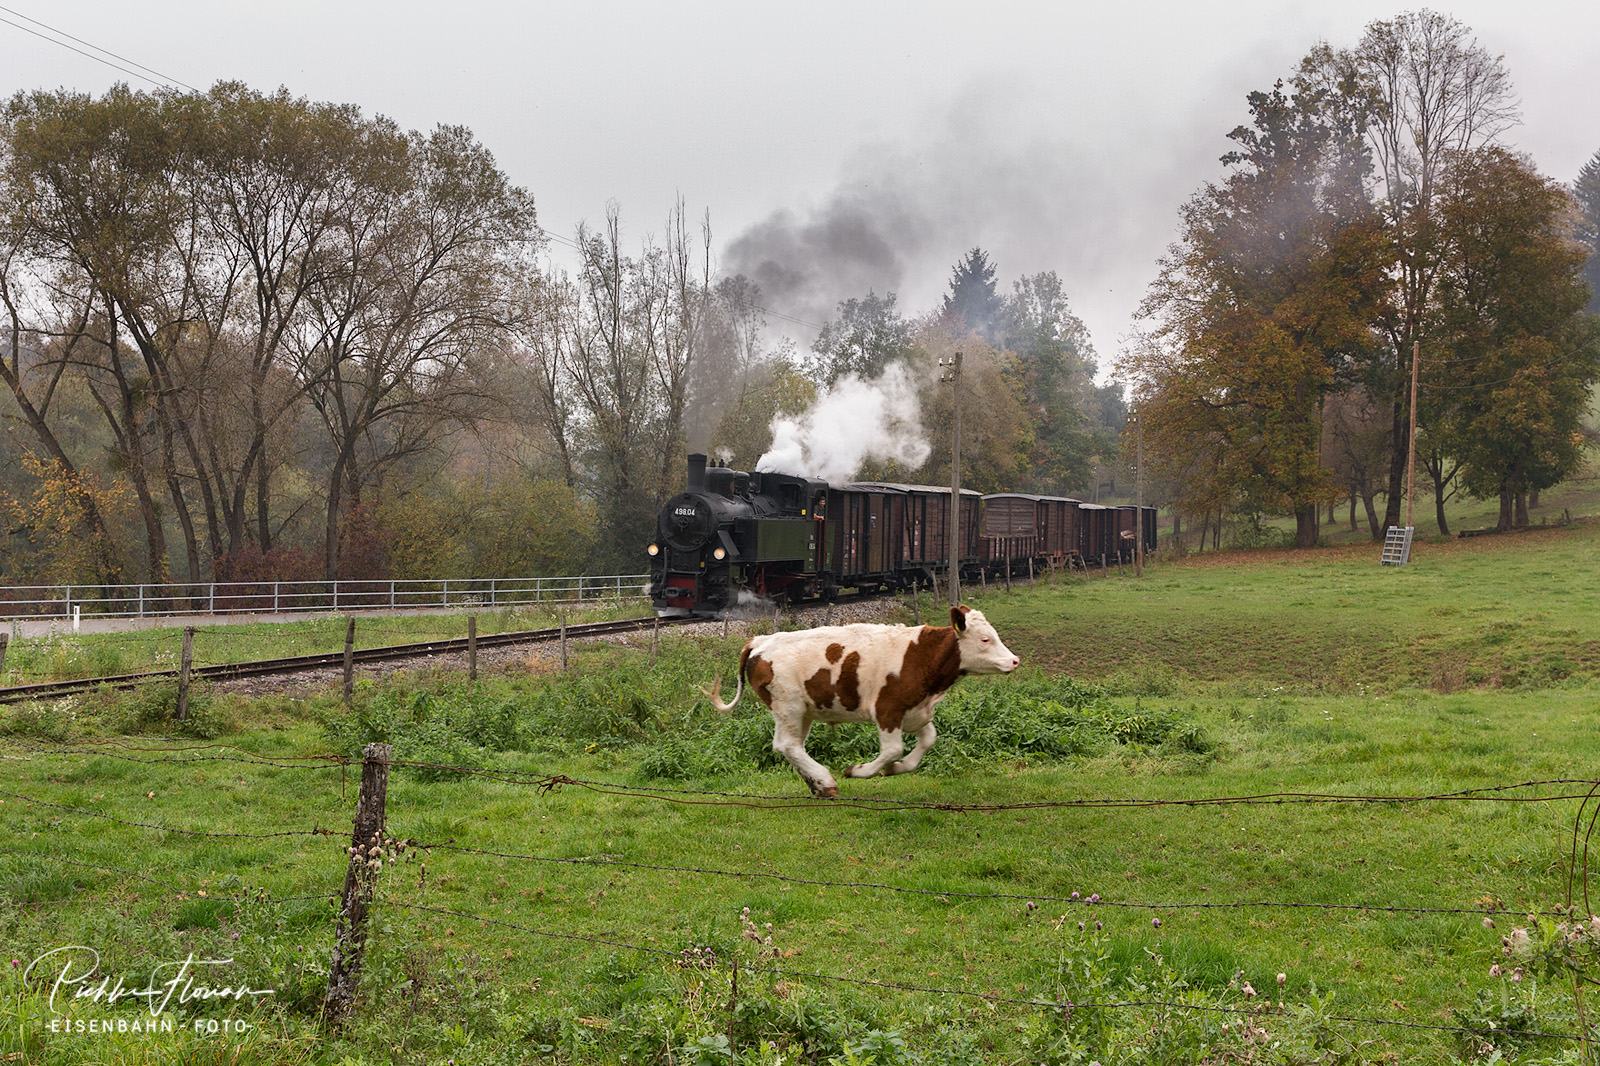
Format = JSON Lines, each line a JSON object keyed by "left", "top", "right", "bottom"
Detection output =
{"left": 941, "top": 351, "right": 963, "bottom": 606}
{"left": 1406, "top": 338, "right": 1419, "bottom": 530}
{"left": 1134, "top": 409, "right": 1145, "bottom": 578}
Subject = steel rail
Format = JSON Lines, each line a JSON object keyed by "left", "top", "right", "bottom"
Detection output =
{"left": 0, "top": 615, "right": 702, "bottom": 705}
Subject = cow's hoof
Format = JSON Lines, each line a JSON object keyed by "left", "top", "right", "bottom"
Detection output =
{"left": 815, "top": 785, "right": 839, "bottom": 799}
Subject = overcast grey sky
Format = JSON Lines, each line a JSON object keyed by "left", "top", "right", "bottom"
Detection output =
{"left": 4, "top": 1, "right": 1596, "bottom": 371}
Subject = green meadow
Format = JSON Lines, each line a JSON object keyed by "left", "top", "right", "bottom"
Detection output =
{"left": 3, "top": 520, "right": 1600, "bottom": 1064}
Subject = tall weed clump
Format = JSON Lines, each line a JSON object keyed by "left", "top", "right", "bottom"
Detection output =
{"left": 640, "top": 674, "right": 1209, "bottom": 781}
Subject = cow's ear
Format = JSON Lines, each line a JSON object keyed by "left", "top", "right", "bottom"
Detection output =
{"left": 950, "top": 605, "right": 968, "bottom": 631}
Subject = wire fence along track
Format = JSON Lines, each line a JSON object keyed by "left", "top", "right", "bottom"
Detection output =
{"left": 0, "top": 614, "right": 698, "bottom": 705}
{"left": 0, "top": 574, "right": 651, "bottom": 620}
{"left": 4, "top": 743, "right": 1597, "bottom": 1047}
{"left": 382, "top": 898, "right": 1581, "bottom": 1044}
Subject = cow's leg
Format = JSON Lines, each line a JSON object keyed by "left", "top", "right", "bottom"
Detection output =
{"left": 847, "top": 728, "right": 905, "bottom": 779}
{"left": 772, "top": 717, "right": 838, "bottom": 797}
{"left": 887, "top": 719, "right": 936, "bottom": 775}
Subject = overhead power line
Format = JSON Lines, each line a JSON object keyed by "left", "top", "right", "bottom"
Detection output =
{"left": 0, "top": 4, "right": 201, "bottom": 93}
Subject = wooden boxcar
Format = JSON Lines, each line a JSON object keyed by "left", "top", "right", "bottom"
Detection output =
{"left": 979, "top": 493, "right": 1041, "bottom": 573}
{"left": 1077, "top": 503, "right": 1113, "bottom": 563}
{"left": 1037, "top": 496, "right": 1083, "bottom": 564}
{"left": 845, "top": 484, "right": 982, "bottom": 586}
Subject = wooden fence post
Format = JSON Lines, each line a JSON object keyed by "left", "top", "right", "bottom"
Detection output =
{"left": 0, "top": 631, "right": 8, "bottom": 683}
{"left": 343, "top": 616, "right": 356, "bottom": 703}
{"left": 652, "top": 616, "right": 659, "bottom": 658}
{"left": 176, "top": 627, "right": 195, "bottom": 722}
{"left": 467, "top": 615, "right": 478, "bottom": 681}
{"left": 324, "top": 742, "right": 392, "bottom": 1025}
{"left": 560, "top": 611, "right": 568, "bottom": 671}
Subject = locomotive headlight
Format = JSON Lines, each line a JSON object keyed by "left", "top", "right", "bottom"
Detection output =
{"left": 647, "top": 543, "right": 659, "bottom": 557}
{"left": 712, "top": 547, "right": 727, "bottom": 560}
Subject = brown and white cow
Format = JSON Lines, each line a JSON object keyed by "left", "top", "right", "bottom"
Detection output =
{"left": 704, "top": 605, "right": 1019, "bottom": 796}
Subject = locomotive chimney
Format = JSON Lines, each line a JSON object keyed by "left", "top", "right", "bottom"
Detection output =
{"left": 686, "top": 453, "right": 707, "bottom": 493}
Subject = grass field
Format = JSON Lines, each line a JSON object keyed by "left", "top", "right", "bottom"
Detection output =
{"left": 4, "top": 520, "right": 1600, "bottom": 1064}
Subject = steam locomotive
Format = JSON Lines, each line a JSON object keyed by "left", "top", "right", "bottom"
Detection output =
{"left": 649, "top": 454, "right": 1156, "bottom": 617}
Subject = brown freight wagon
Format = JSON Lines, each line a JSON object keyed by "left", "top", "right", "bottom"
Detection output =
{"left": 1077, "top": 503, "right": 1113, "bottom": 567}
{"left": 845, "top": 484, "right": 982, "bottom": 586}
{"left": 978, "top": 493, "right": 1042, "bottom": 575}
{"left": 1037, "top": 496, "right": 1083, "bottom": 567}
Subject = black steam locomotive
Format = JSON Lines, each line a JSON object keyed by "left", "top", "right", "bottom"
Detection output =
{"left": 649, "top": 454, "right": 1156, "bottom": 617}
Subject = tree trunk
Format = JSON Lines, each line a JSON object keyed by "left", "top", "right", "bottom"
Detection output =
{"left": 1497, "top": 484, "right": 1514, "bottom": 532}
{"left": 1294, "top": 504, "right": 1320, "bottom": 549}
{"left": 1528, "top": 487, "right": 1540, "bottom": 510}
{"left": 1382, "top": 396, "right": 1407, "bottom": 536}
{"left": 1433, "top": 482, "right": 1451, "bottom": 538}
{"left": 1348, "top": 490, "right": 1358, "bottom": 532}
{"left": 1361, "top": 488, "right": 1381, "bottom": 539}
{"left": 1514, "top": 490, "right": 1529, "bottom": 529}
{"left": 1171, "top": 512, "right": 1182, "bottom": 553}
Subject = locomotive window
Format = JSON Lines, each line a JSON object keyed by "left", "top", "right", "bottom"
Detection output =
{"left": 780, "top": 484, "right": 800, "bottom": 510}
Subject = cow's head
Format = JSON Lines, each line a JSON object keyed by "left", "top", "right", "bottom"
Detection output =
{"left": 950, "top": 605, "right": 1020, "bottom": 674}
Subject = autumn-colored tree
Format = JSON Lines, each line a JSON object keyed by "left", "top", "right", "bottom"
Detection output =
{"left": 809, "top": 290, "right": 914, "bottom": 386}
{"left": 378, "top": 474, "right": 597, "bottom": 578}
{"left": 1426, "top": 148, "right": 1600, "bottom": 530}
{"left": 1128, "top": 69, "right": 1390, "bottom": 547}
{"left": 1, "top": 453, "right": 132, "bottom": 586}
{"left": 897, "top": 323, "right": 1031, "bottom": 494}
{"left": 1002, "top": 271, "right": 1102, "bottom": 494}
{"left": 1352, "top": 11, "right": 1519, "bottom": 532}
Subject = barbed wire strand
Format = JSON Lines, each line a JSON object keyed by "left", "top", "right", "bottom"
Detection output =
{"left": 403, "top": 838, "right": 1532, "bottom": 918}
{"left": 0, "top": 738, "right": 347, "bottom": 772}
{"left": 0, "top": 787, "right": 336, "bottom": 839}
{"left": 383, "top": 765, "right": 1600, "bottom": 812}
{"left": 0, "top": 847, "right": 336, "bottom": 909}
{"left": 382, "top": 898, "right": 1578, "bottom": 1043}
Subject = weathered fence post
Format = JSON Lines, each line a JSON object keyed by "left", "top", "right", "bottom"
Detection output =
{"left": 560, "top": 611, "right": 568, "bottom": 672}
{"left": 467, "top": 615, "right": 478, "bottom": 682}
{"left": 722, "top": 612, "right": 729, "bottom": 640}
{"left": 652, "top": 616, "right": 659, "bottom": 658}
{"left": 0, "top": 631, "right": 8, "bottom": 682}
{"left": 176, "top": 627, "right": 195, "bottom": 722}
{"left": 1028, "top": 558, "right": 1035, "bottom": 585}
{"left": 324, "top": 742, "right": 392, "bottom": 1025}
{"left": 343, "top": 616, "right": 356, "bottom": 703}
{"left": 1005, "top": 556, "right": 1012, "bottom": 592}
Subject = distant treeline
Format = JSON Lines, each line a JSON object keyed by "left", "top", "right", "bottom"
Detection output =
{"left": 0, "top": 85, "right": 1121, "bottom": 588}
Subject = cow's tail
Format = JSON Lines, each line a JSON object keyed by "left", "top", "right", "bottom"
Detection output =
{"left": 702, "top": 644, "right": 752, "bottom": 714}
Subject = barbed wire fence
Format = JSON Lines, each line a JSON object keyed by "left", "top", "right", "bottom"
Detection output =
{"left": 4, "top": 737, "right": 1599, "bottom": 1056}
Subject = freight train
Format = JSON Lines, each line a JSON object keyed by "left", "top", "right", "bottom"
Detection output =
{"left": 649, "top": 454, "right": 1156, "bottom": 617}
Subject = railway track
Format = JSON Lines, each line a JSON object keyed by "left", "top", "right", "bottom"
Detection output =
{"left": 0, "top": 615, "right": 703, "bottom": 706}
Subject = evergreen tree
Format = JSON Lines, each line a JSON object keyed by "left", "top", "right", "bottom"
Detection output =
{"left": 939, "top": 248, "right": 1004, "bottom": 343}
{"left": 1575, "top": 147, "right": 1600, "bottom": 315}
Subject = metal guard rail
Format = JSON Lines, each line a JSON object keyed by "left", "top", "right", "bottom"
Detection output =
{"left": 0, "top": 575, "right": 650, "bottom": 620}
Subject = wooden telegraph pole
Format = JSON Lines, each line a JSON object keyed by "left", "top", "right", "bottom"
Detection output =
{"left": 942, "top": 351, "right": 963, "bottom": 607}
{"left": 1134, "top": 410, "right": 1145, "bottom": 578}
{"left": 1406, "top": 338, "right": 1419, "bottom": 530}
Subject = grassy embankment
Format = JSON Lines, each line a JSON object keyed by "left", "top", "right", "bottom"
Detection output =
{"left": 3, "top": 519, "right": 1600, "bottom": 1064}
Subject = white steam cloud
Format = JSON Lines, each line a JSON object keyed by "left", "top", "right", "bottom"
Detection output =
{"left": 756, "top": 364, "right": 930, "bottom": 484}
